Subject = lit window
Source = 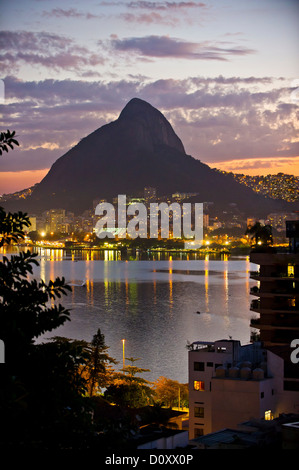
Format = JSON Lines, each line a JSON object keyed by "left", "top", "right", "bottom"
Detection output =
{"left": 194, "top": 380, "right": 205, "bottom": 391}
{"left": 288, "top": 265, "right": 295, "bottom": 277}
{"left": 265, "top": 410, "right": 273, "bottom": 421}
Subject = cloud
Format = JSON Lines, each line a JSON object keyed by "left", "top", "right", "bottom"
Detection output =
{"left": 0, "top": 146, "right": 62, "bottom": 172}
{"left": 110, "top": 35, "right": 256, "bottom": 61}
{"left": 0, "top": 31, "right": 104, "bottom": 74}
{"left": 120, "top": 12, "right": 180, "bottom": 25}
{"left": 42, "top": 8, "right": 100, "bottom": 20}
{"left": 100, "top": 1, "right": 206, "bottom": 9}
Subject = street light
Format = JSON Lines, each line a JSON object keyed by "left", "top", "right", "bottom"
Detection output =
{"left": 122, "top": 339, "right": 125, "bottom": 369}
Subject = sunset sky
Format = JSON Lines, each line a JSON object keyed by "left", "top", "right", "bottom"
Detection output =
{"left": 0, "top": 0, "right": 298, "bottom": 194}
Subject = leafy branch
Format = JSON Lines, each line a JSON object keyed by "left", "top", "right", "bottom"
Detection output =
{"left": 0, "top": 130, "right": 19, "bottom": 155}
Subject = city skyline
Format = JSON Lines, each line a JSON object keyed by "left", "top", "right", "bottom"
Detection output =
{"left": 0, "top": 0, "right": 299, "bottom": 195}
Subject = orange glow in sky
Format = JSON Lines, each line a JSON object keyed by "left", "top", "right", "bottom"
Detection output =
{"left": 1, "top": 155, "right": 299, "bottom": 196}
{"left": 208, "top": 156, "right": 299, "bottom": 176}
{"left": 0, "top": 169, "right": 48, "bottom": 195}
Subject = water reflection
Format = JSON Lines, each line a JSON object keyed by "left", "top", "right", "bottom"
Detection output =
{"left": 3, "top": 246, "right": 255, "bottom": 382}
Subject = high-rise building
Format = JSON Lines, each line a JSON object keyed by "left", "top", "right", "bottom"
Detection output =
{"left": 44, "top": 209, "right": 66, "bottom": 233}
{"left": 27, "top": 216, "right": 36, "bottom": 232}
{"left": 144, "top": 187, "right": 156, "bottom": 203}
{"left": 249, "top": 220, "right": 299, "bottom": 347}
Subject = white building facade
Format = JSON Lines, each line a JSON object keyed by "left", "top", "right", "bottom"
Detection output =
{"left": 188, "top": 339, "right": 299, "bottom": 439}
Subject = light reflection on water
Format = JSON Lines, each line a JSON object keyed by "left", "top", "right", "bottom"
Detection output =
{"left": 3, "top": 247, "right": 256, "bottom": 383}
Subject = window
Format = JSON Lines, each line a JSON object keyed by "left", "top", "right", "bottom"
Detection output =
{"left": 194, "top": 380, "right": 205, "bottom": 391}
{"left": 265, "top": 410, "right": 273, "bottom": 421}
{"left": 207, "top": 362, "right": 213, "bottom": 367}
{"left": 194, "top": 407, "right": 204, "bottom": 418}
{"left": 288, "top": 264, "right": 295, "bottom": 277}
{"left": 261, "top": 392, "right": 264, "bottom": 399}
{"left": 194, "top": 428, "right": 204, "bottom": 438}
{"left": 194, "top": 361, "right": 205, "bottom": 371}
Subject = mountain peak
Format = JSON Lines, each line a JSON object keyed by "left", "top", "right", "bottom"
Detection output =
{"left": 119, "top": 97, "right": 156, "bottom": 118}
{"left": 118, "top": 97, "right": 186, "bottom": 154}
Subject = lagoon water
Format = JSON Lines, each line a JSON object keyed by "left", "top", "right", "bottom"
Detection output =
{"left": 4, "top": 247, "right": 257, "bottom": 383}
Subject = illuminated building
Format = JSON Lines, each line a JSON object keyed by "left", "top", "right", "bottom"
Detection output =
{"left": 28, "top": 216, "right": 36, "bottom": 232}
{"left": 44, "top": 209, "right": 66, "bottom": 233}
{"left": 188, "top": 339, "right": 298, "bottom": 439}
{"left": 144, "top": 186, "right": 156, "bottom": 203}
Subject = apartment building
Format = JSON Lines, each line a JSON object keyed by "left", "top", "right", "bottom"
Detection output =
{"left": 188, "top": 339, "right": 299, "bottom": 439}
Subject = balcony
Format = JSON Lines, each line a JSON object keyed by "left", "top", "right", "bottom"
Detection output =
{"left": 250, "top": 270, "right": 260, "bottom": 279}
{"left": 250, "top": 286, "right": 260, "bottom": 296}
{"left": 250, "top": 299, "right": 261, "bottom": 312}
{"left": 250, "top": 317, "right": 299, "bottom": 329}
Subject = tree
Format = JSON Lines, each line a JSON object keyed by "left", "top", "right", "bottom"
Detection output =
{"left": 0, "top": 238, "right": 72, "bottom": 365}
{"left": 0, "top": 129, "right": 19, "bottom": 155}
{"left": 104, "top": 357, "right": 154, "bottom": 408}
{"left": 79, "top": 329, "right": 117, "bottom": 396}
{"left": 0, "top": 132, "right": 98, "bottom": 448}
{"left": 152, "top": 376, "right": 189, "bottom": 408}
{"left": 0, "top": 207, "right": 30, "bottom": 247}
{"left": 0, "top": 206, "right": 99, "bottom": 449}
{"left": 245, "top": 222, "right": 273, "bottom": 246}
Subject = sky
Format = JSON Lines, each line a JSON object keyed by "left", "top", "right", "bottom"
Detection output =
{"left": 0, "top": 0, "right": 298, "bottom": 194}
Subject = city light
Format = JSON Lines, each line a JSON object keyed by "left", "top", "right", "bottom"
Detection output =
{"left": 122, "top": 339, "right": 125, "bottom": 369}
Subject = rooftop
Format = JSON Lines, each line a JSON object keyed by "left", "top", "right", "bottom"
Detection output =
{"left": 190, "top": 428, "right": 264, "bottom": 449}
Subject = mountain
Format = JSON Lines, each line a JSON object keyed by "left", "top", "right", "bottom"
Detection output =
{"left": 2, "top": 98, "right": 298, "bottom": 216}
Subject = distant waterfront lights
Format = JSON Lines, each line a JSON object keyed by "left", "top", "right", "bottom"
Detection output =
{"left": 94, "top": 195, "right": 203, "bottom": 249}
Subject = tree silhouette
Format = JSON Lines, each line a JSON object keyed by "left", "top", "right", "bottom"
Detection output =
{"left": 0, "top": 130, "right": 19, "bottom": 155}
{"left": 0, "top": 131, "right": 97, "bottom": 449}
{"left": 76, "top": 329, "right": 117, "bottom": 396}
{"left": 245, "top": 221, "right": 273, "bottom": 246}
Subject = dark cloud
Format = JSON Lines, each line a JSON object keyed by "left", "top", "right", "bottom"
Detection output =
{"left": 0, "top": 31, "right": 104, "bottom": 74}
{"left": 110, "top": 35, "right": 256, "bottom": 61}
{"left": 0, "top": 31, "right": 73, "bottom": 52}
